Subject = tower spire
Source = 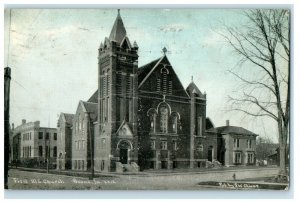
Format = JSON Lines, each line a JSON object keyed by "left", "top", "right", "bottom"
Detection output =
{"left": 109, "top": 9, "right": 127, "bottom": 43}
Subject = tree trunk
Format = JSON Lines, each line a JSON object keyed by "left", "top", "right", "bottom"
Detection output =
{"left": 279, "top": 124, "right": 288, "bottom": 176}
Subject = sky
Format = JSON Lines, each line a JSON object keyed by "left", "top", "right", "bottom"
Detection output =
{"left": 4, "top": 8, "right": 285, "bottom": 142}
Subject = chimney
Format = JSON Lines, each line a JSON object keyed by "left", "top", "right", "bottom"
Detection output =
{"left": 226, "top": 120, "right": 230, "bottom": 126}
{"left": 12, "top": 123, "right": 14, "bottom": 130}
{"left": 22, "top": 119, "right": 26, "bottom": 125}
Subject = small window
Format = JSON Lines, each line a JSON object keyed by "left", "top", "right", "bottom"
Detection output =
{"left": 150, "top": 140, "right": 155, "bottom": 150}
{"left": 247, "top": 153, "right": 254, "bottom": 164}
{"left": 172, "top": 116, "right": 178, "bottom": 133}
{"left": 197, "top": 143, "right": 203, "bottom": 152}
{"left": 234, "top": 138, "right": 240, "bottom": 148}
{"left": 197, "top": 117, "right": 202, "bottom": 136}
{"left": 234, "top": 152, "right": 242, "bottom": 164}
{"left": 54, "top": 133, "right": 57, "bottom": 140}
{"left": 161, "top": 141, "right": 167, "bottom": 150}
{"left": 74, "top": 160, "right": 77, "bottom": 170}
{"left": 82, "top": 140, "right": 85, "bottom": 150}
{"left": 75, "top": 141, "right": 78, "bottom": 150}
{"left": 247, "top": 139, "right": 252, "bottom": 148}
{"left": 46, "top": 146, "right": 49, "bottom": 157}
{"left": 39, "top": 132, "right": 43, "bottom": 139}
{"left": 39, "top": 146, "right": 43, "bottom": 157}
{"left": 172, "top": 140, "right": 177, "bottom": 151}
{"left": 53, "top": 147, "right": 57, "bottom": 157}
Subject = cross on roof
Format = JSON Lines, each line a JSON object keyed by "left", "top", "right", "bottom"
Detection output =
{"left": 162, "top": 47, "right": 167, "bottom": 55}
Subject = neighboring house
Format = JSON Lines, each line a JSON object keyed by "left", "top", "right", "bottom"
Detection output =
{"left": 214, "top": 120, "right": 258, "bottom": 167}
{"left": 11, "top": 119, "right": 57, "bottom": 168}
{"left": 57, "top": 113, "right": 74, "bottom": 170}
{"left": 71, "top": 101, "right": 97, "bottom": 171}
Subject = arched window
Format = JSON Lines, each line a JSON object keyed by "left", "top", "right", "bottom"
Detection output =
{"left": 150, "top": 114, "right": 156, "bottom": 133}
{"left": 172, "top": 116, "right": 177, "bottom": 133}
{"left": 147, "top": 108, "right": 157, "bottom": 133}
{"left": 160, "top": 106, "right": 168, "bottom": 133}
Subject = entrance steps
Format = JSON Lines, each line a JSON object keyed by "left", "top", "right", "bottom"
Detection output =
{"left": 116, "top": 162, "right": 140, "bottom": 173}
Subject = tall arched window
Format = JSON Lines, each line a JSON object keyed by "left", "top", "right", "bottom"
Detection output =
{"left": 148, "top": 108, "right": 157, "bottom": 133}
{"left": 150, "top": 114, "right": 156, "bottom": 133}
{"left": 172, "top": 116, "right": 177, "bottom": 133}
{"left": 160, "top": 106, "right": 168, "bottom": 133}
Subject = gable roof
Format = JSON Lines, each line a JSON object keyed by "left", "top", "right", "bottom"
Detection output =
{"left": 63, "top": 113, "right": 75, "bottom": 125}
{"left": 215, "top": 126, "right": 258, "bottom": 136}
{"left": 137, "top": 57, "right": 162, "bottom": 84}
{"left": 205, "top": 117, "right": 215, "bottom": 129}
{"left": 88, "top": 90, "right": 98, "bottom": 103}
{"left": 109, "top": 11, "right": 127, "bottom": 44}
{"left": 116, "top": 120, "right": 134, "bottom": 137}
{"left": 186, "top": 81, "right": 205, "bottom": 98}
{"left": 82, "top": 101, "right": 98, "bottom": 121}
{"left": 138, "top": 55, "right": 165, "bottom": 88}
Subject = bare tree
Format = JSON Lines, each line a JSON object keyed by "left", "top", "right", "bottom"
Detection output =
{"left": 221, "top": 9, "right": 290, "bottom": 176}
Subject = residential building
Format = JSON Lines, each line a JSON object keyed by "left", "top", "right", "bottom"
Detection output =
{"left": 215, "top": 120, "right": 258, "bottom": 166}
{"left": 11, "top": 119, "right": 57, "bottom": 168}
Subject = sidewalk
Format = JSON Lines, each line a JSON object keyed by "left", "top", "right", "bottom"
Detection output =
{"left": 10, "top": 165, "right": 279, "bottom": 177}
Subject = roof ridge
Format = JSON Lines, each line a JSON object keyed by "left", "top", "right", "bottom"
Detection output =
{"left": 82, "top": 101, "right": 97, "bottom": 104}
{"left": 138, "top": 56, "right": 162, "bottom": 69}
{"left": 138, "top": 55, "right": 165, "bottom": 88}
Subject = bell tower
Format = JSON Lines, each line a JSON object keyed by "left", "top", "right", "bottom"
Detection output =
{"left": 96, "top": 10, "right": 139, "bottom": 172}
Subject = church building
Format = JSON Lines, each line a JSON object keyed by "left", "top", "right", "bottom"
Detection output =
{"left": 93, "top": 10, "right": 218, "bottom": 172}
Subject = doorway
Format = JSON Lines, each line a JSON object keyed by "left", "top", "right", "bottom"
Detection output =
{"left": 120, "top": 148, "right": 128, "bottom": 164}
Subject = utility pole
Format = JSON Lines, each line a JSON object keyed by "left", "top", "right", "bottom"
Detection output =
{"left": 47, "top": 139, "right": 51, "bottom": 173}
{"left": 87, "top": 112, "right": 94, "bottom": 180}
{"left": 4, "top": 67, "right": 11, "bottom": 189}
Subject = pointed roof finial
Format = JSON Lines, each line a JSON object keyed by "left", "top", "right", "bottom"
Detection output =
{"left": 109, "top": 9, "right": 127, "bottom": 43}
{"left": 162, "top": 47, "right": 167, "bottom": 55}
{"left": 191, "top": 76, "right": 193, "bottom": 82}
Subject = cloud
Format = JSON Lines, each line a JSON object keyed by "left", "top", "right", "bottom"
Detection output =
{"left": 158, "top": 24, "right": 185, "bottom": 33}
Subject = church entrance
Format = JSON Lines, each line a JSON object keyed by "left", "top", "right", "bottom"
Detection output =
{"left": 118, "top": 140, "right": 132, "bottom": 165}
{"left": 120, "top": 148, "right": 128, "bottom": 164}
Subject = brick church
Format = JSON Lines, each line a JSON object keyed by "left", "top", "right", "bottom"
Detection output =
{"left": 56, "top": 10, "right": 257, "bottom": 172}
{"left": 91, "top": 10, "right": 217, "bottom": 172}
